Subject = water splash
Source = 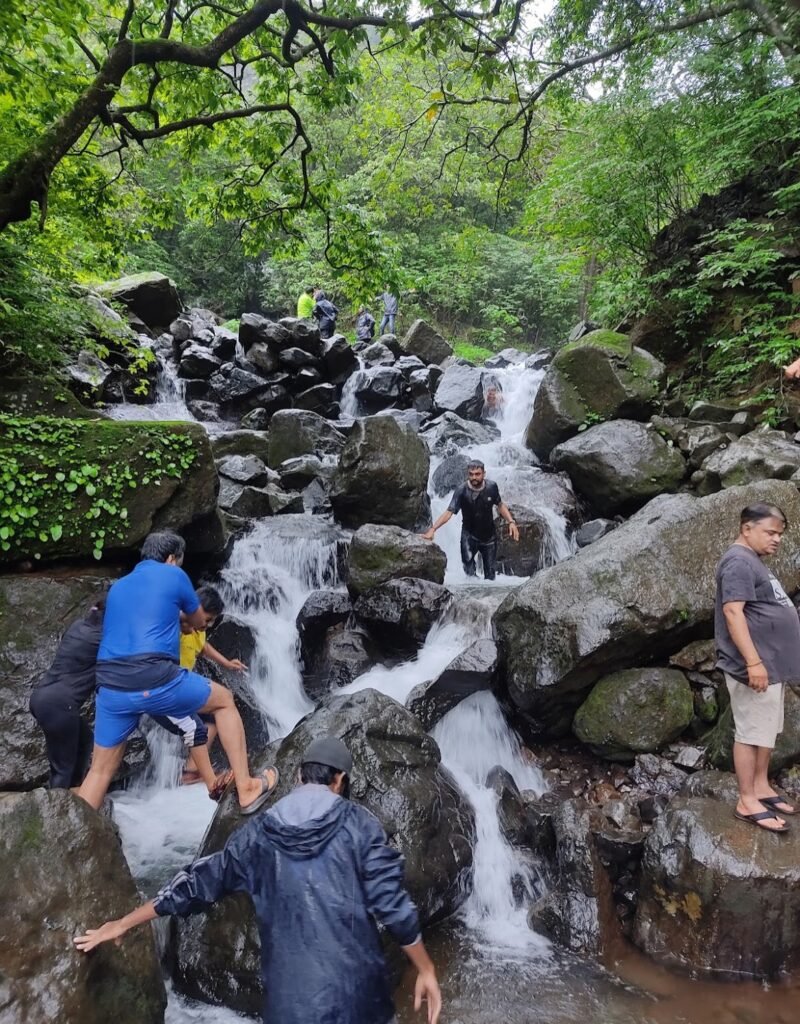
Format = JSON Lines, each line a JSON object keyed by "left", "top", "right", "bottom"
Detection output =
{"left": 106, "top": 349, "right": 196, "bottom": 423}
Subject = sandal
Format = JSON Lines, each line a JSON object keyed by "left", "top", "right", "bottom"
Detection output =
{"left": 181, "top": 770, "right": 203, "bottom": 786}
{"left": 209, "top": 770, "right": 234, "bottom": 802}
{"left": 734, "top": 810, "right": 789, "bottom": 833}
{"left": 240, "top": 766, "right": 280, "bottom": 816}
{"left": 759, "top": 795, "right": 796, "bottom": 816}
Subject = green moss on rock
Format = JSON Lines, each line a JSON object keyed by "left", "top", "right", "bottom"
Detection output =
{"left": 561, "top": 329, "right": 632, "bottom": 357}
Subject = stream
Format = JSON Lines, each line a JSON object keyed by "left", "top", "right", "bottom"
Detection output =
{"left": 109, "top": 350, "right": 800, "bottom": 1023}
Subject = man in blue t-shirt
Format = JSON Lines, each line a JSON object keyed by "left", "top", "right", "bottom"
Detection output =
{"left": 77, "top": 531, "right": 278, "bottom": 815}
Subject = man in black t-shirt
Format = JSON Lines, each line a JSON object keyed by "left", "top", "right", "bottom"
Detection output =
{"left": 421, "top": 460, "right": 519, "bottom": 579}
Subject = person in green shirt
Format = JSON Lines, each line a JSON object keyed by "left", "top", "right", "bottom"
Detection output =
{"left": 297, "top": 286, "right": 315, "bottom": 319}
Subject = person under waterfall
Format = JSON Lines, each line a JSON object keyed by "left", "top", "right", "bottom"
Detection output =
{"left": 421, "top": 459, "right": 519, "bottom": 580}
{"left": 75, "top": 736, "right": 442, "bottom": 1024}
{"left": 76, "top": 530, "right": 278, "bottom": 816}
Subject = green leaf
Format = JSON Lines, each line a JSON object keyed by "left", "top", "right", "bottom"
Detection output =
{"left": 50, "top": 524, "right": 63, "bottom": 541}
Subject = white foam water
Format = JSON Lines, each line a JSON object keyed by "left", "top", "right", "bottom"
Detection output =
{"left": 106, "top": 349, "right": 197, "bottom": 423}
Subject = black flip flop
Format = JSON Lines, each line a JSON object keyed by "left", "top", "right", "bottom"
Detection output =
{"left": 759, "top": 795, "right": 797, "bottom": 816}
{"left": 734, "top": 810, "right": 789, "bottom": 833}
{"left": 239, "top": 766, "right": 280, "bottom": 816}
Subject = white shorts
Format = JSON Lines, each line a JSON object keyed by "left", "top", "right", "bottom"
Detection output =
{"left": 725, "top": 674, "right": 785, "bottom": 748}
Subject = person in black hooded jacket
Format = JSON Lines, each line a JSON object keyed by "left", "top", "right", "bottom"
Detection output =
{"left": 75, "top": 736, "right": 442, "bottom": 1024}
{"left": 312, "top": 288, "right": 339, "bottom": 339}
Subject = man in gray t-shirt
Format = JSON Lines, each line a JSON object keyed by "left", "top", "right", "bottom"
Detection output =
{"left": 714, "top": 502, "right": 800, "bottom": 832}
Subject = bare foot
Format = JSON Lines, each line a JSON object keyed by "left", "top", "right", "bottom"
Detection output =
{"left": 239, "top": 767, "right": 279, "bottom": 810}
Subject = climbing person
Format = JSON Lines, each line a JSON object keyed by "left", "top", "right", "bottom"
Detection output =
{"left": 379, "top": 287, "right": 399, "bottom": 335}
{"left": 29, "top": 594, "right": 107, "bottom": 789}
{"left": 715, "top": 502, "right": 800, "bottom": 832}
{"left": 312, "top": 288, "right": 339, "bottom": 340}
{"left": 76, "top": 530, "right": 277, "bottom": 815}
{"left": 75, "top": 735, "right": 442, "bottom": 1024}
{"left": 297, "top": 285, "right": 315, "bottom": 320}
{"left": 421, "top": 460, "right": 519, "bottom": 580}
{"left": 355, "top": 305, "right": 376, "bottom": 343}
{"left": 482, "top": 382, "right": 505, "bottom": 421}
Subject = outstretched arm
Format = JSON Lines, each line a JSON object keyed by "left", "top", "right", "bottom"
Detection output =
{"left": 74, "top": 901, "right": 158, "bottom": 952}
{"left": 421, "top": 509, "right": 454, "bottom": 541}
{"left": 202, "top": 640, "right": 247, "bottom": 672}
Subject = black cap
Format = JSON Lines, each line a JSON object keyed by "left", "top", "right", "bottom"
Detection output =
{"left": 301, "top": 736, "right": 353, "bottom": 774}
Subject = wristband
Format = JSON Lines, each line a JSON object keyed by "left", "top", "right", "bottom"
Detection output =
{"left": 746, "top": 660, "right": 763, "bottom": 667}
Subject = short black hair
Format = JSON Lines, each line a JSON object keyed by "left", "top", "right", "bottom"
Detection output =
{"left": 197, "top": 584, "right": 224, "bottom": 617}
{"left": 300, "top": 761, "right": 350, "bottom": 798}
{"left": 740, "top": 503, "right": 788, "bottom": 528}
{"left": 140, "top": 530, "right": 186, "bottom": 563}
{"left": 467, "top": 460, "right": 485, "bottom": 471}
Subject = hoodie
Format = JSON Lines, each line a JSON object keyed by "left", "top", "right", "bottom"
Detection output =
{"left": 312, "top": 293, "right": 338, "bottom": 335}
{"left": 153, "top": 784, "right": 420, "bottom": 1024}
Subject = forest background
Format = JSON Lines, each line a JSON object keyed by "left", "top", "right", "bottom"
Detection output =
{"left": 1, "top": 0, "right": 799, "bottom": 407}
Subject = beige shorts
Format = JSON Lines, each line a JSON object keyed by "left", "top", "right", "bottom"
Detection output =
{"left": 725, "top": 674, "right": 785, "bottom": 748}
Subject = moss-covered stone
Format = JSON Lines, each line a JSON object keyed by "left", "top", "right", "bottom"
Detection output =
{"left": 561, "top": 328, "right": 632, "bottom": 357}
{"left": 346, "top": 523, "right": 446, "bottom": 596}
{"left": 0, "top": 416, "right": 220, "bottom": 566}
{"left": 97, "top": 271, "right": 181, "bottom": 328}
{"left": 0, "top": 374, "right": 103, "bottom": 419}
{"left": 573, "top": 667, "right": 694, "bottom": 761}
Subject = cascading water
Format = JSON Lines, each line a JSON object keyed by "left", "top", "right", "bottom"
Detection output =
{"left": 338, "top": 353, "right": 366, "bottom": 418}
{"left": 106, "top": 349, "right": 196, "bottom": 423}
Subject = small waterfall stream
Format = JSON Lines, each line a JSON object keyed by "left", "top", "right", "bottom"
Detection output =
{"left": 107, "top": 348, "right": 197, "bottom": 423}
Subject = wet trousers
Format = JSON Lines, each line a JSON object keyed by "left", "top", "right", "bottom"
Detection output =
{"left": 460, "top": 531, "right": 498, "bottom": 580}
{"left": 29, "top": 686, "right": 93, "bottom": 788}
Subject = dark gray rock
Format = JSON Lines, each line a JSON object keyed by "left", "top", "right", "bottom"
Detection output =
{"left": 407, "top": 640, "right": 498, "bottom": 729}
{"left": 210, "top": 430, "right": 271, "bottom": 464}
{"left": 495, "top": 506, "right": 568, "bottom": 577}
{"left": 178, "top": 343, "right": 222, "bottom": 379}
{"left": 576, "top": 519, "right": 618, "bottom": 547}
{"left": 400, "top": 319, "right": 454, "bottom": 365}
{"left": 293, "top": 383, "right": 337, "bottom": 416}
{"left": 352, "top": 366, "right": 405, "bottom": 412}
{"left": 64, "top": 350, "right": 114, "bottom": 403}
{"left": 246, "top": 341, "right": 280, "bottom": 375}
{"left": 484, "top": 348, "right": 529, "bottom": 369}
{"left": 493, "top": 482, "right": 800, "bottom": 737}
{"left": 321, "top": 335, "right": 358, "bottom": 383}
{"left": 215, "top": 454, "right": 272, "bottom": 487}
{"left": 433, "top": 364, "right": 486, "bottom": 420}
{"left": 278, "top": 347, "right": 318, "bottom": 371}
{"left": 267, "top": 409, "right": 346, "bottom": 467}
{"left": 278, "top": 317, "right": 324, "bottom": 357}
{"left": 396, "top": 355, "right": 426, "bottom": 377}
{"left": 525, "top": 350, "right": 552, "bottom": 370}
{"left": 354, "top": 578, "right": 451, "bottom": 655}
{"left": 239, "top": 313, "right": 291, "bottom": 352}
{"left": 296, "top": 589, "right": 354, "bottom": 669}
{"left": 347, "top": 524, "right": 446, "bottom": 596}
{"left": 431, "top": 453, "right": 470, "bottom": 497}
{"left": 330, "top": 416, "right": 430, "bottom": 530}
{"left": 304, "top": 626, "right": 378, "bottom": 699}
{"left": 419, "top": 412, "right": 499, "bottom": 455}
{"left": 0, "top": 790, "right": 166, "bottom": 1023}
{"left": 217, "top": 480, "right": 302, "bottom": 518}
{"left": 97, "top": 272, "right": 182, "bottom": 328}
{"left": 208, "top": 366, "right": 272, "bottom": 408}
{"left": 361, "top": 341, "right": 396, "bottom": 366}
{"left": 187, "top": 399, "right": 222, "bottom": 423}
{"left": 212, "top": 326, "right": 238, "bottom": 361}
{"left": 698, "top": 430, "right": 800, "bottom": 493}
{"left": 629, "top": 753, "right": 687, "bottom": 798}
{"left": 551, "top": 420, "right": 686, "bottom": 516}
{"left": 277, "top": 454, "right": 334, "bottom": 491}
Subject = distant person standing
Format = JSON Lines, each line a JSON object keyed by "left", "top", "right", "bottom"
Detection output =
{"left": 380, "top": 288, "right": 399, "bottom": 335}
{"left": 355, "top": 306, "right": 376, "bottom": 343}
{"left": 313, "top": 289, "right": 339, "bottom": 340}
{"left": 421, "top": 460, "right": 519, "bottom": 580}
{"left": 297, "top": 286, "right": 315, "bottom": 319}
{"left": 715, "top": 502, "right": 800, "bottom": 832}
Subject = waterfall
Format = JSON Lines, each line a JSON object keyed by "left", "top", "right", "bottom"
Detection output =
{"left": 106, "top": 349, "right": 196, "bottom": 423}
{"left": 338, "top": 355, "right": 365, "bottom": 418}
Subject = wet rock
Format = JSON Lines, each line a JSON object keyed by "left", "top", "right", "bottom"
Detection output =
{"left": 290, "top": 367, "right": 323, "bottom": 393}
{"left": 628, "top": 754, "right": 686, "bottom": 798}
{"left": 576, "top": 518, "right": 618, "bottom": 547}
{"left": 64, "top": 350, "right": 114, "bottom": 404}
{"left": 362, "top": 341, "right": 396, "bottom": 366}
{"left": 572, "top": 668, "right": 694, "bottom": 762}
{"left": 528, "top": 798, "right": 617, "bottom": 954}
{"left": 551, "top": 420, "right": 686, "bottom": 517}
{"left": 170, "top": 315, "right": 192, "bottom": 342}
{"left": 251, "top": 383, "right": 292, "bottom": 418}
{"left": 239, "top": 313, "right": 291, "bottom": 352}
{"left": 637, "top": 794, "right": 668, "bottom": 823}
{"left": 669, "top": 638, "right": 717, "bottom": 672}
{"left": 419, "top": 412, "right": 499, "bottom": 455}
{"left": 278, "top": 346, "right": 318, "bottom": 371}
{"left": 377, "top": 408, "right": 428, "bottom": 432}
{"left": 267, "top": 409, "right": 346, "bottom": 467}
{"left": 187, "top": 399, "right": 222, "bottom": 424}
{"left": 321, "top": 335, "right": 358, "bottom": 383}
{"left": 278, "top": 317, "right": 325, "bottom": 358}
{"left": 178, "top": 343, "right": 222, "bottom": 379}
{"left": 431, "top": 453, "right": 470, "bottom": 497}
{"left": 210, "top": 430, "right": 271, "bottom": 464}
{"left": 352, "top": 366, "right": 405, "bottom": 412}
{"left": 493, "top": 482, "right": 800, "bottom": 737}
{"left": 173, "top": 689, "right": 474, "bottom": 1013}
{"left": 407, "top": 640, "right": 499, "bottom": 730}
{"left": 346, "top": 524, "right": 446, "bottom": 597}
{"left": 687, "top": 400, "right": 749, "bottom": 424}
{"left": 353, "top": 578, "right": 451, "bottom": 655}
{"left": 330, "top": 416, "right": 430, "bottom": 530}
{"left": 208, "top": 365, "right": 272, "bottom": 408}
{"left": 484, "top": 348, "right": 529, "bottom": 369}
{"left": 215, "top": 454, "right": 273, "bottom": 487}
{"left": 633, "top": 795, "right": 800, "bottom": 978}
{"left": 525, "top": 350, "right": 552, "bottom": 370}
{"left": 0, "top": 789, "right": 166, "bottom": 1022}
{"left": 246, "top": 341, "right": 280, "bottom": 375}
{"left": 495, "top": 507, "right": 565, "bottom": 577}
{"left": 183, "top": 378, "right": 210, "bottom": 402}
{"left": 304, "top": 626, "right": 378, "bottom": 698}
{"left": 293, "top": 383, "right": 337, "bottom": 416}
{"left": 400, "top": 319, "right": 454, "bottom": 365}
{"left": 396, "top": 355, "right": 426, "bottom": 377}
{"left": 679, "top": 768, "right": 739, "bottom": 802}
{"left": 568, "top": 320, "right": 601, "bottom": 342}
{"left": 669, "top": 744, "right": 706, "bottom": 770}
{"left": 433, "top": 364, "right": 486, "bottom": 420}
{"left": 698, "top": 430, "right": 800, "bottom": 493}
{"left": 97, "top": 271, "right": 182, "bottom": 328}
{"left": 525, "top": 331, "right": 665, "bottom": 460}
{"left": 674, "top": 423, "right": 729, "bottom": 470}
{"left": 212, "top": 326, "right": 237, "bottom": 361}
{"left": 485, "top": 766, "right": 535, "bottom": 847}
{"left": 217, "top": 480, "right": 303, "bottom": 518}
{"left": 277, "top": 454, "right": 334, "bottom": 491}
{"left": 296, "top": 590, "right": 354, "bottom": 668}
{"left": 0, "top": 573, "right": 112, "bottom": 789}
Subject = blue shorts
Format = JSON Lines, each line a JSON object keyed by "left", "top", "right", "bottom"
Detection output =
{"left": 95, "top": 670, "right": 212, "bottom": 748}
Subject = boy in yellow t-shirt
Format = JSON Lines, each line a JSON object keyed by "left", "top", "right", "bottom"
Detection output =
{"left": 181, "top": 585, "right": 248, "bottom": 789}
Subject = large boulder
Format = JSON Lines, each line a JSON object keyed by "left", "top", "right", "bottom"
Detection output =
{"left": 97, "top": 271, "right": 182, "bottom": 328}
{"left": 321, "top": 335, "right": 358, "bottom": 383}
{"left": 267, "top": 409, "right": 346, "bottom": 467}
{"left": 433, "top": 365, "right": 486, "bottom": 420}
{"left": 0, "top": 789, "right": 166, "bottom": 1022}
{"left": 633, "top": 796, "right": 800, "bottom": 978}
{"left": 524, "top": 331, "right": 665, "bottom": 460}
{"left": 210, "top": 430, "right": 271, "bottom": 464}
{"left": 330, "top": 417, "right": 430, "bottom": 530}
{"left": 208, "top": 366, "right": 273, "bottom": 409}
{"left": 493, "top": 482, "right": 800, "bottom": 737}
{"left": 698, "top": 430, "right": 800, "bottom": 494}
{"left": 0, "top": 572, "right": 113, "bottom": 789}
{"left": 296, "top": 590, "right": 354, "bottom": 669}
{"left": 495, "top": 507, "right": 569, "bottom": 577}
{"left": 352, "top": 366, "right": 405, "bottom": 412}
{"left": 303, "top": 626, "right": 379, "bottom": 699}
{"left": 407, "top": 640, "right": 499, "bottom": 729}
{"left": 173, "top": 689, "right": 474, "bottom": 1014}
{"left": 0, "top": 418, "right": 221, "bottom": 567}
{"left": 572, "top": 668, "right": 694, "bottom": 761}
{"left": 353, "top": 578, "right": 451, "bottom": 655}
{"left": 400, "top": 320, "right": 454, "bottom": 365}
{"left": 419, "top": 412, "right": 498, "bottom": 455}
{"left": 347, "top": 524, "right": 446, "bottom": 597}
{"left": 550, "top": 420, "right": 686, "bottom": 516}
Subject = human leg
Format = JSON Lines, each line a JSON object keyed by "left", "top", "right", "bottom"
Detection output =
{"left": 76, "top": 685, "right": 143, "bottom": 809}
{"left": 30, "top": 689, "right": 83, "bottom": 789}
{"left": 71, "top": 715, "right": 94, "bottom": 788}
{"left": 460, "top": 532, "right": 478, "bottom": 577}
{"left": 726, "top": 676, "right": 786, "bottom": 829}
{"left": 379, "top": 314, "right": 389, "bottom": 334}
{"left": 387, "top": 313, "right": 395, "bottom": 334}
{"left": 478, "top": 537, "right": 498, "bottom": 580}
{"left": 77, "top": 743, "right": 127, "bottom": 810}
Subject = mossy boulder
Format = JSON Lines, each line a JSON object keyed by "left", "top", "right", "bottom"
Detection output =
{"left": 97, "top": 271, "right": 182, "bottom": 328}
{"left": 0, "top": 789, "right": 166, "bottom": 1022}
{"left": 0, "top": 373, "right": 104, "bottom": 419}
{"left": 0, "top": 416, "right": 221, "bottom": 567}
{"left": 525, "top": 330, "right": 665, "bottom": 460}
{"left": 573, "top": 668, "right": 694, "bottom": 761}
{"left": 346, "top": 524, "right": 446, "bottom": 596}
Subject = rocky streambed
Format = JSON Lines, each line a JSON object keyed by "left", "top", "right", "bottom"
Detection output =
{"left": 4, "top": 275, "right": 800, "bottom": 1022}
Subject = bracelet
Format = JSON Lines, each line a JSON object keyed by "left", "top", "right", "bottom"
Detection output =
{"left": 746, "top": 660, "right": 763, "bottom": 667}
